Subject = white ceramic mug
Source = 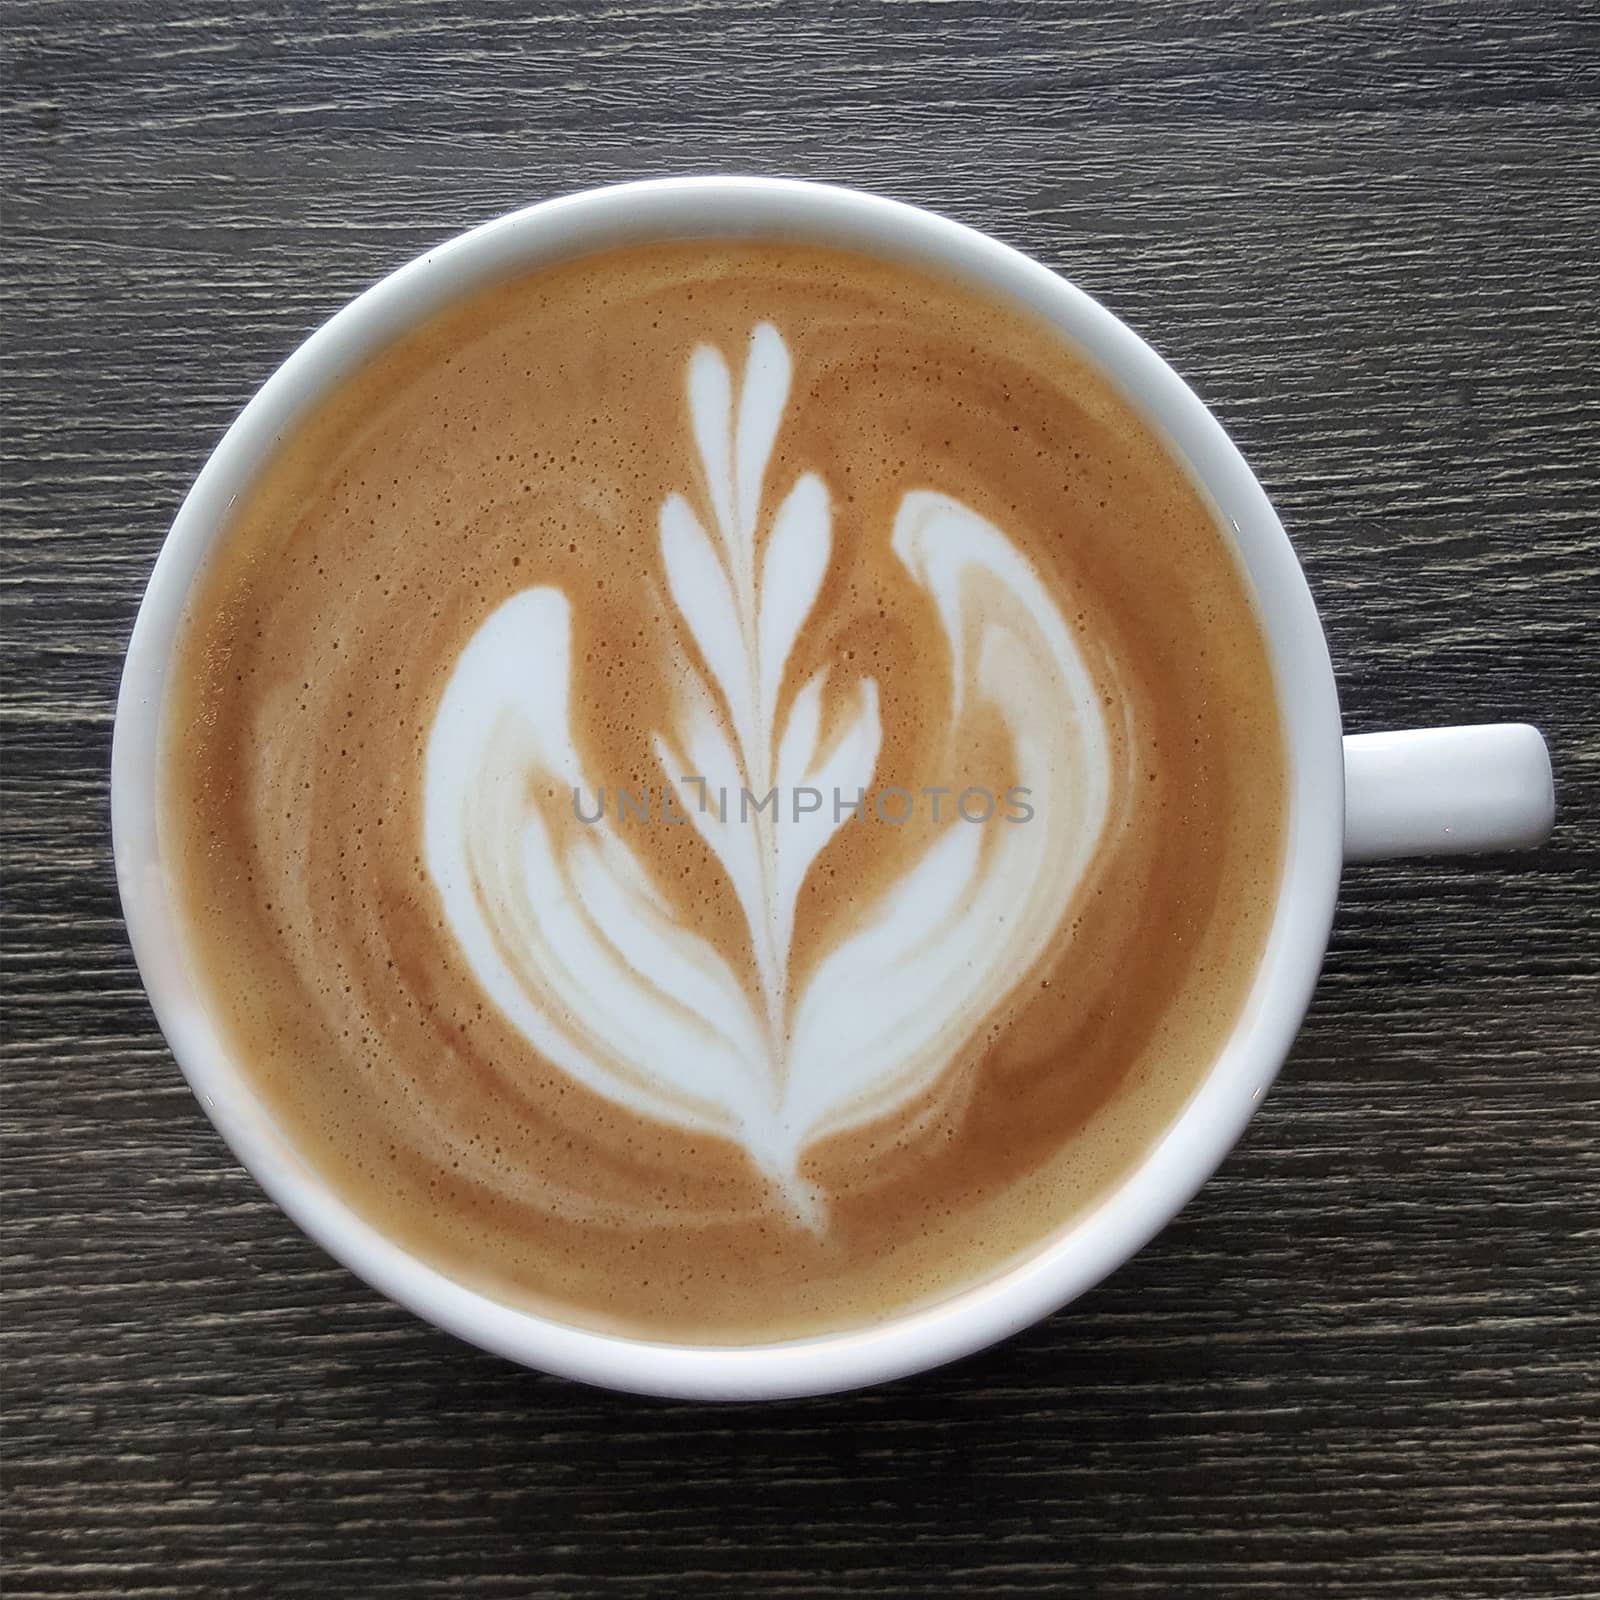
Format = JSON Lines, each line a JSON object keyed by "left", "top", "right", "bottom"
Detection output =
{"left": 113, "top": 178, "right": 1555, "bottom": 1399}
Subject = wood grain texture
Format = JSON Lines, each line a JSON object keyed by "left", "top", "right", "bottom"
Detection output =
{"left": 3, "top": 0, "right": 1598, "bottom": 1594}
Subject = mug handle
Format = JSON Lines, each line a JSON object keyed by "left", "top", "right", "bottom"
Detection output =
{"left": 1343, "top": 724, "right": 1555, "bottom": 862}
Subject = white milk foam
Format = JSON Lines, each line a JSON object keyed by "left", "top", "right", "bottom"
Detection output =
{"left": 424, "top": 325, "right": 1114, "bottom": 1223}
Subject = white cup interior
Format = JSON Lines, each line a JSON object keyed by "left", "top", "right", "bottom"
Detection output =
{"left": 112, "top": 177, "right": 1345, "bottom": 1399}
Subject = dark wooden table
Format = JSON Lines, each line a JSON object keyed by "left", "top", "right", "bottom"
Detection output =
{"left": 5, "top": 2, "right": 1597, "bottom": 1595}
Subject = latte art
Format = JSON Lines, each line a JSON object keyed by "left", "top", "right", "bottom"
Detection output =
{"left": 424, "top": 325, "right": 1114, "bottom": 1223}
{"left": 161, "top": 242, "right": 1285, "bottom": 1342}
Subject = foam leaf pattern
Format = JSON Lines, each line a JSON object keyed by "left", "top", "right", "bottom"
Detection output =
{"left": 424, "top": 328, "right": 1115, "bottom": 1224}
{"left": 780, "top": 493, "right": 1114, "bottom": 1156}
{"left": 757, "top": 473, "right": 830, "bottom": 756}
{"left": 424, "top": 591, "right": 770, "bottom": 1144}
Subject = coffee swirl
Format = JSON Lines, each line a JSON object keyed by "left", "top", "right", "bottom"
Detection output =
{"left": 162, "top": 243, "right": 1285, "bottom": 1342}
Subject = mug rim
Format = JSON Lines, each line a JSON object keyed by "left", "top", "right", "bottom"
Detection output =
{"left": 112, "top": 176, "right": 1344, "bottom": 1399}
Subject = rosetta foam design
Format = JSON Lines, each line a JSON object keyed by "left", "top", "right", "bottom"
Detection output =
{"left": 424, "top": 325, "right": 1113, "bottom": 1222}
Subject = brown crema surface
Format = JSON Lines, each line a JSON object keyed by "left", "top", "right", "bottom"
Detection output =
{"left": 162, "top": 242, "right": 1285, "bottom": 1343}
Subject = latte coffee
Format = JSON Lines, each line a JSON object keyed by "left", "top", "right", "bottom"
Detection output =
{"left": 161, "top": 241, "right": 1286, "bottom": 1343}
